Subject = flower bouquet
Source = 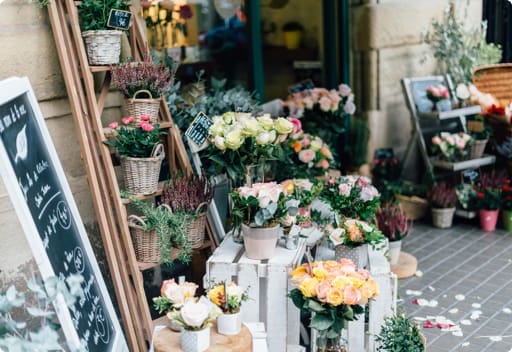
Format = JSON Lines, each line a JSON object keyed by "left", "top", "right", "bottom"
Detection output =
{"left": 281, "top": 178, "right": 324, "bottom": 228}
{"left": 289, "top": 259, "right": 379, "bottom": 352}
{"left": 204, "top": 112, "right": 293, "bottom": 185}
{"left": 425, "top": 84, "right": 449, "bottom": 103}
{"left": 207, "top": 281, "right": 249, "bottom": 335}
{"left": 154, "top": 279, "right": 198, "bottom": 330}
{"left": 104, "top": 116, "right": 166, "bottom": 194}
{"left": 321, "top": 175, "right": 381, "bottom": 221}
{"left": 430, "top": 131, "right": 472, "bottom": 162}
{"left": 283, "top": 84, "right": 356, "bottom": 158}
{"left": 230, "top": 182, "right": 288, "bottom": 259}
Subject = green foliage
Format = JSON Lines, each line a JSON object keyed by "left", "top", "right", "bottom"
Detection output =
{"left": 422, "top": 4, "right": 502, "bottom": 84}
{"left": 375, "top": 314, "right": 425, "bottom": 352}
{"left": 130, "top": 198, "right": 192, "bottom": 265}
{"left": 0, "top": 275, "right": 85, "bottom": 352}
{"left": 79, "top": 0, "right": 129, "bottom": 31}
{"left": 26, "top": 0, "right": 50, "bottom": 8}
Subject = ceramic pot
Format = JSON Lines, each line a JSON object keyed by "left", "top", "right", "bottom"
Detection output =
{"left": 479, "top": 209, "right": 499, "bottom": 232}
{"left": 431, "top": 207, "right": 456, "bottom": 228}
{"left": 503, "top": 210, "right": 512, "bottom": 231}
{"left": 389, "top": 240, "right": 402, "bottom": 266}
{"left": 217, "top": 312, "right": 241, "bottom": 336}
{"left": 241, "top": 223, "right": 280, "bottom": 260}
{"left": 181, "top": 327, "right": 210, "bottom": 352}
{"left": 334, "top": 244, "right": 368, "bottom": 269}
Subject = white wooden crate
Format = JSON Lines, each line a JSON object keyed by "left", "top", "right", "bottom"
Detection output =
{"left": 314, "top": 242, "right": 397, "bottom": 351}
{"left": 206, "top": 235, "right": 307, "bottom": 352}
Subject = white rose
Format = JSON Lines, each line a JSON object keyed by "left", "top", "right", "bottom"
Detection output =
{"left": 456, "top": 83, "right": 470, "bottom": 100}
{"left": 274, "top": 117, "right": 294, "bottom": 134}
{"left": 256, "top": 131, "right": 271, "bottom": 145}
{"left": 310, "top": 138, "right": 323, "bottom": 152}
{"left": 222, "top": 112, "right": 236, "bottom": 124}
{"left": 329, "top": 228, "right": 346, "bottom": 246}
{"left": 242, "top": 117, "right": 260, "bottom": 136}
{"left": 225, "top": 130, "right": 244, "bottom": 150}
{"left": 226, "top": 284, "right": 244, "bottom": 300}
{"left": 180, "top": 300, "right": 210, "bottom": 328}
{"left": 209, "top": 122, "right": 225, "bottom": 137}
{"left": 163, "top": 282, "right": 185, "bottom": 307}
{"left": 258, "top": 195, "right": 271, "bottom": 208}
{"left": 257, "top": 114, "right": 274, "bottom": 130}
{"left": 214, "top": 136, "right": 226, "bottom": 150}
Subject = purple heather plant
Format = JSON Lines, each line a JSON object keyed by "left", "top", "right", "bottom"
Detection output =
{"left": 376, "top": 201, "right": 412, "bottom": 242}
{"left": 161, "top": 173, "right": 213, "bottom": 214}
{"left": 428, "top": 182, "right": 457, "bottom": 209}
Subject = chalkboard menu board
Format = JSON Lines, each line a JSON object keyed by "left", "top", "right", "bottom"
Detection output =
{"left": 186, "top": 112, "right": 213, "bottom": 147}
{"left": 0, "top": 78, "right": 127, "bottom": 351}
{"left": 107, "top": 9, "right": 132, "bottom": 30}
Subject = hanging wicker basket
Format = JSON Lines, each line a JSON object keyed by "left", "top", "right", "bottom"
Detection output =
{"left": 120, "top": 143, "right": 165, "bottom": 195}
{"left": 186, "top": 202, "right": 209, "bottom": 249}
{"left": 395, "top": 194, "right": 429, "bottom": 220}
{"left": 82, "top": 30, "right": 122, "bottom": 66}
{"left": 128, "top": 214, "right": 161, "bottom": 263}
{"left": 126, "top": 89, "right": 161, "bottom": 123}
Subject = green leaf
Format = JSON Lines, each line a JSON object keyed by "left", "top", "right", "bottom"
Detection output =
{"left": 307, "top": 299, "right": 326, "bottom": 313}
{"left": 288, "top": 289, "right": 306, "bottom": 309}
{"left": 310, "top": 313, "right": 334, "bottom": 331}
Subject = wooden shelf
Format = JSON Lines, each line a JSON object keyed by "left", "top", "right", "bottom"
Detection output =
{"left": 89, "top": 65, "right": 111, "bottom": 73}
{"left": 418, "top": 105, "right": 481, "bottom": 120}
{"left": 430, "top": 154, "right": 496, "bottom": 171}
{"left": 121, "top": 181, "right": 167, "bottom": 204}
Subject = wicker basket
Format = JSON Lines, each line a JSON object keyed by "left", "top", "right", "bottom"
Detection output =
{"left": 186, "top": 202, "right": 209, "bottom": 249}
{"left": 128, "top": 214, "right": 161, "bottom": 263}
{"left": 473, "top": 63, "right": 512, "bottom": 107}
{"left": 120, "top": 143, "right": 165, "bottom": 195}
{"left": 395, "top": 194, "right": 429, "bottom": 221}
{"left": 469, "top": 139, "right": 488, "bottom": 159}
{"left": 126, "top": 90, "right": 161, "bottom": 123}
{"left": 82, "top": 30, "right": 122, "bottom": 66}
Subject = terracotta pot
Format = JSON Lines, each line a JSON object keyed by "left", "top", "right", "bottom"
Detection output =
{"left": 479, "top": 209, "right": 499, "bottom": 232}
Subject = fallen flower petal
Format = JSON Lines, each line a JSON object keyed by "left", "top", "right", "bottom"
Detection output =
{"left": 489, "top": 336, "right": 503, "bottom": 342}
{"left": 423, "top": 321, "right": 435, "bottom": 328}
{"left": 412, "top": 298, "right": 419, "bottom": 305}
{"left": 415, "top": 270, "right": 423, "bottom": 277}
{"left": 406, "top": 289, "right": 423, "bottom": 296}
{"left": 461, "top": 342, "right": 470, "bottom": 347}
{"left": 460, "top": 319, "right": 472, "bottom": 325}
{"left": 449, "top": 308, "right": 459, "bottom": 314}
{"left": 503, "top": 308, "right": 512, "bottom": 314}
{"left": 438, "top": 323, "right": 455, "bottom": 329}
{"left": 455, "top": 294, "right": 465, "bottom": 301}
{"left": 472, "top": 303, "right": 482, "bottom": 309}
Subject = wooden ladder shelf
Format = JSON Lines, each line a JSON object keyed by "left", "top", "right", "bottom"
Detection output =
{"left": 47, "top": 2, "right": 216, "bottom": 350}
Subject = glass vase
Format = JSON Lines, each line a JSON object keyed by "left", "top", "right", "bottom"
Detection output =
{"left": 316, "top": 335, "right": 348, "bottom": 352}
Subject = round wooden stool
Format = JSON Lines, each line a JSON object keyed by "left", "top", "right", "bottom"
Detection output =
{"left": 391, "top": 252, "right": 418, "bottom": 279}
{"left": 153, "top": 323, "right": 252, "bottom": 352}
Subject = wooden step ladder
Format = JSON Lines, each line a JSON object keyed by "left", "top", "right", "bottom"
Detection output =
{"left": 47, "top": 2, "right": 216, "bottom": 350}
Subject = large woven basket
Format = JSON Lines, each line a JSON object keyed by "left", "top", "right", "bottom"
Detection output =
{"left": 82, "top": 30, "right": 122, "bottom": 66}
{"left": 128, "top": 214, "right": 160, "bottom": 263}
{"left": 126, "top": 90, "right": 161, "bottom": 123}
{"left": 186, "top": 202, "right": 209, "bottom": 249}
{"left": 120, "top": 144, "right": 165, "bottom": 195}
{"left": 473, "top": 63, "right": 512, "bottom": 107}
{"left": 395, "top": 194, "right": 429, "bottom": 221}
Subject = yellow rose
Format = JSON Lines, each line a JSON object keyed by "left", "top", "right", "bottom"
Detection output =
{"left": 213, "top": 136, "right": 226, "bottom": 150}
{"left": 207, "top": 285, "right": 225, "bottom": 307}
{"left": 274, "top": 117, "right": 293, "bottom": 134}
{"left": 326, "top": 287, "right": 344, "bottom": 306}
{"left": 257, "top": 114, "right": 274, "bottom": 130}
{"left": 361, "top": 278, "right": 379, "bottom": 299}
{"left": 242, "top": 117, "right": 260, "bottom": 136}
{"left": 281, "top": 179, "right": 295, "bottom": 195}
{"left": 225, "top": 130, "right": 244, "bottom": 150}
{"left": 348, "top": 277, "right": 364, "bottom": 288}
{"left": 222, "top": 112, "right": 236, "bottom": 124}
{"left": 299, "top": 277, "right": 319, "bottom": 298}
{"left": 310, "top": 138, "right": 323, "bottom": 151}
{"left": 312, "top": 267, "right": 328, "bottom": 280}
{"left": 332, "top": 276, "right": 351, "bottom": 290}
{"left": 209, "top": 121, "right": 225, "bottom": 137}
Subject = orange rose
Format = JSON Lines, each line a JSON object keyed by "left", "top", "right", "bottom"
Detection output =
{"left": 292, "top": 141, "right": 302, "bottom": 153}
{"left": 326, "top": 287, "right": 344, "bottom": 306}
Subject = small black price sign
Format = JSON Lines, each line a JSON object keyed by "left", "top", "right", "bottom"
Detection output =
{"left": 462, "top": 168, "right": 480, "bottom": 183}
{"left": 288, "top": 79, "right": 314, "bottom": 95}
{"left": 107, "top": 9, "right": 132, "bottom": 30}
{"left": 186, "top": 112, "right": 213, "bottom": 147}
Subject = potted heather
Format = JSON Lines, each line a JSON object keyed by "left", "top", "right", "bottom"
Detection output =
{"left": 376, "top": 202, "right": 412, "bottom": 265}
{"left": 161, "top": 173, "right": 214, "bottom": 249}
{"left": 428, "top": 182, "right": 457, "bottom": 228}
{"left": 111, "top": 54, "right": 177, "bottom": 123}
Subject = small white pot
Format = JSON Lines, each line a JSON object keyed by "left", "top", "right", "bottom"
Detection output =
{"left": 217, "top": 312, "right": 242, "bottom": 335}
{"left": 389, "top": 240, "right": 402, "bottom": 266}
{"left": 181, "top": 327, "right": 210, "bottom": 352}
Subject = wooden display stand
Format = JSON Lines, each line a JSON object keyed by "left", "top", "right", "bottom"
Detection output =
{"left": 153, "top": 324, "right": 252, "bottom": 352}
{"left": 391, "top": 252, "right": 418, "bottom": 279}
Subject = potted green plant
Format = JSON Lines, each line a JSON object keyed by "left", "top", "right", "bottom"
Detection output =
{"left": 161, "top": 173, "right": 214, "bottom": 249}
{"left": 428, "top": 182, "right": 457, "bottom": 228}
{"left": 78, "top": 0, "right": 130, "bottom": 65}
{"left": 472, "top": 170, "right": 506, "bottom": 232}
{"left": 111, "top": 54, "right": 178, "bottom": 123}
{"left": 104, "top": 116, "right": 166, "bottom": 195}
{"left": 375, "top": 314, "right": 425, "bottom": 352}
{"left": 376, "top": 201, "right": 412, "bottom": 265}
{"left": 128, "top": 198, "right": 192, "bottom": 265}
{"left": 282, "top": 21, "right": 304, "bottom": 50}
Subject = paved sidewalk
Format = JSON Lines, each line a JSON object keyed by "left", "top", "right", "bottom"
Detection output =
{"left": 398, "top": 221, "right": 512, "bottom": 352}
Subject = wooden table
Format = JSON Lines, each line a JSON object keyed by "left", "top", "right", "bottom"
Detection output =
{"left": 153, "top": 323, "right": 252, "bottom": 352}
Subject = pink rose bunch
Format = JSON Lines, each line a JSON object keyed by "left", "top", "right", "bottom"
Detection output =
{"left": 153, "top": 279, "right": 199, "bottom": 314}
{"left": 289, "top": 259, "right": 378, "bottom": 339}
{"left": 284, "top": 84, "right": 356, "bottom": 117}
{"left": 431, "top": 131, "right": 473, "bottom": 161}
{"left": 426, "top": 84, "right": 450, "bottom": 102}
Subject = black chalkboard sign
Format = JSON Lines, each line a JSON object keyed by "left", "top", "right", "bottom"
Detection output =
{"left": 288, "top": 79, "right": 315, "bottom": 94}
{"left": 462, "top": 168, "right": 480, "bottom": 183}
{"left": 186, "top": 112, "right": 213, "bottom": 146}
{"left": 0, "top": 77, "right": 127, "bottom": 351}
{"left": 107, "top": 9, "right": 132, "bottom": 30}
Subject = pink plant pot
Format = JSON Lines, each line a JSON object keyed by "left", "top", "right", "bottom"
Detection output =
{"left": 479, "top": 209, "right": 499, "bottom": 232}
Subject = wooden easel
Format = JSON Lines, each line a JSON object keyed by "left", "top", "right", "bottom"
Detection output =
{"left": 47, "top": 2, "right": 216, "bottom": 350}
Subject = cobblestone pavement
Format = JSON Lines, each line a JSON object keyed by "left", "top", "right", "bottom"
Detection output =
{"left": 398, "top": 221, "right": 512, "bottom": 352}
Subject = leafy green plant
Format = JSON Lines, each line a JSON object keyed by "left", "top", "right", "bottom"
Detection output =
{"left": 79, "top": 0, "right": 129, "bottom": 31}
{"left": 0, "top": 274, "right": 84, "bottom": 352}
{"left": 130, "top": 198, "right": 192, "bottom": 265}
{"left": 375, "top": 314, "right": 425, "bottom": 352}
{"left": 422, "top": 4, "right": 502, "bottom": 84}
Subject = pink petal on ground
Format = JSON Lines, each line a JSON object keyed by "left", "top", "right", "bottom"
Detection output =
{"left": 437, "top": 323, "right": 455, "bottom": 329}
{"left": 423, "top": 321, "right": 435, "bottom": 328}
{"left": 412, "top": 298, "right": 419, "bottom": 305}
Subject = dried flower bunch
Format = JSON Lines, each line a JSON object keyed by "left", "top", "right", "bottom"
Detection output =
{"left": 428, "top": 182, "right": 457, "bottom": 209}
{"left": 161, "top": 173, "right": 213, "bottom": 214}
{"left": 376, "top": 202, "right": 412, "bottom": 242}
{"left": 111, "top": 54, "right": 177, "bottom": 98}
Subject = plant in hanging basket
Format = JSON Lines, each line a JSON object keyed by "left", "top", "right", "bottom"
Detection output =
{"left": 111, "top": 54, "right": 178, "bottom": 99}
{"left": 376, "top": 201, "right": 412, "bottom": 242}
{"left": 104, "top": 116, "right": 166, "bottom": 158}
{"left": 427, "top": 182, "right": 457, "bottom": 209}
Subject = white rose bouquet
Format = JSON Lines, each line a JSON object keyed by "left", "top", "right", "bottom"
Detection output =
{"left": 167, "top": 299, "right": 221, "bottom": 331}
{"left": 203, "top": 112, "right": 293, "bottom": 185}
{"left": 153, "top": 279, "right": 198, "bottom": 314}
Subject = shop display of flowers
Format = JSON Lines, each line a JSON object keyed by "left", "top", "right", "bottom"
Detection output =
{"left": 153, "top": 279, "right": 198, "bottom": 314}
{"left": 425, "top": 84, "right": 449, "bottom": 103}
{"left": 167, "top": 299, "right": 221, "bottom": 332}
{"left": 321, "top": 175, "right": 381, "bottom": 221}
{"left": 280, "top": 178, "right": 323, "bottom": 227}
{"left": 430, "top": 131, "right": 472, "bottom": 161}
{"left": 204, "top": 112, "right": 293, "bottom": 185}
{"left": 206, "top": 281, "right": 249, "bottom": 314}
{"left": 325, "top": 218, "right": 384, "bottom": 248}
{"left": 289, "top": 259, "right": 379, "bottom": 345}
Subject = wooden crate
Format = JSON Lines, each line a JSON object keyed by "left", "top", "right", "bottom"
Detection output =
{"left": 314, "top": 243, "right": 397, "bottom": 351}
{"left": 206, "top": 235, "right": 307, "bottom": 352}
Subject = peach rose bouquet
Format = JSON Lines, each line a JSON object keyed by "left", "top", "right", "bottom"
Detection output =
{"left": 289, "top": 259, "right": 379, "bottom": 348}
{"left": 153, "top": 279, "right": 199, "bottom": 314}
{"left": 326, "top": 218, "right": 384, "bottom": 248}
